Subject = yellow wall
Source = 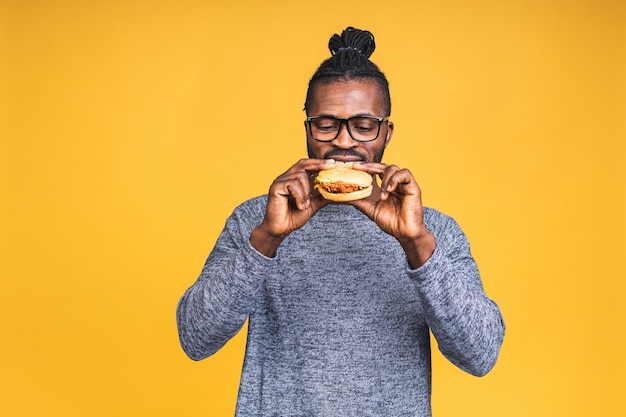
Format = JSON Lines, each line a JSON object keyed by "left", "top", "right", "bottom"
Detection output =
{"left": 2, "top": 0, "right": 624, "bottom": 416}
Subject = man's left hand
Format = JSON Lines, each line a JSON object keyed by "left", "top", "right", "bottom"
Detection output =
{"left": 350, "top": 162, "right": 436, "bottom": 268}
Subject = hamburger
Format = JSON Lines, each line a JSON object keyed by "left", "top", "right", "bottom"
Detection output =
{"left": 314, "top": 162, "right": 373, "bottom": 202}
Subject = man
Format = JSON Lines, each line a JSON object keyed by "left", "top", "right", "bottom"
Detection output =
{"left": 177, "top": 27, "right": 505, "bottom": 416}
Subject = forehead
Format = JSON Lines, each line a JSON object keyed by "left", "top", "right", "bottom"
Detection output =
{"left": 308, "top": 80, "right": 385, "bottom": 117}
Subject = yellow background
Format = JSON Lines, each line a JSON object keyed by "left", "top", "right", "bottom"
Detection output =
{"left": 2, "top": 0, "right": 624, "bottom": 416}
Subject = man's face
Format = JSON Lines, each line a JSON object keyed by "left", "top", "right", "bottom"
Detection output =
{"left": 305, "top": 79, "right": 393, "bottom": 163}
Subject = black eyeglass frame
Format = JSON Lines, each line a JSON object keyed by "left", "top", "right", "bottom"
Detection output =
{"left": 306, "top": 115, "right": 390, "bottom": 143}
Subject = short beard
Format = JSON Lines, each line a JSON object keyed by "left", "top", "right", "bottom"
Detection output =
{"left": 307, "top": 141, "right": 385, "bottom": 163}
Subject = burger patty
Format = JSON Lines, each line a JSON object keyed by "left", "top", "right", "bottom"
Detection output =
{"left": 318, "top": 181, "right": 367, "bottom": 194}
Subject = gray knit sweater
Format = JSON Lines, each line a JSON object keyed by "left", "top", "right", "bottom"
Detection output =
{"left": 177, "top": 196, "right": 505, "bottom": 416}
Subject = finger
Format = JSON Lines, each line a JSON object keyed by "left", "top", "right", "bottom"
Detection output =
{"left": 351, "top": 161, "right": 388, "bottom": 175}
{"left": 379, "top": 167, "right": 421, "bottom": 201}
{"left": 378, "top": 164, "right": 402, "bottom": 196}
{"left": 270, "top": 173, "right": 301, "bottom": 197}
{"left": 289, "top": 169, "right": 324, "bottom": 210}
{"left": 293, "top": 171, "right": 315, "bottom": 210}
{"left": 284, "top": 158, "right": 337, "bottom": 175}
{"left": 281, "top": 177, "right": 311, "bottom": 210}
{"left": 385, "top": 168, "right": 421, "bottom": 198}
{"left": 273, "top": 169, "right": 312, "bottom": 193}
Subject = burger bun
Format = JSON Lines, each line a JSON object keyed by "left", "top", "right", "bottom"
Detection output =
{"left": 314, "top": 163, "right": 373, "bottom": 202}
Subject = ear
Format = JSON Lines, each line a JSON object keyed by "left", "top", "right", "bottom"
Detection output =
{"left": 384, "top": 121, "right": 394, "bottom": 148}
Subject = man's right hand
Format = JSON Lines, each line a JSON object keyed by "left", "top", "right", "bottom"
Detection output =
{"left": 249, "top": 158, "right": 336, "bottom": 257}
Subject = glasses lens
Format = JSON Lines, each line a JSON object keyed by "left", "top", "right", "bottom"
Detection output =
{"left": 309, "top": 116, "right": 382, "bottom": 142}
{"left": 310, "top": 117, "right": 340, "bottom": 141}
{"left": 348, "top": 117, "right": 380, "bottom": 141}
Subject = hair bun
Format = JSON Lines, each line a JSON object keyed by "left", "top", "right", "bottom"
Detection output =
{"left": 328, "top": 26, "right": 376, "bottom": 59}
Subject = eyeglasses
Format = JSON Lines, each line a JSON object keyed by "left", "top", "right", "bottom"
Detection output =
{"left": 306, "top": 115, "right": 389, "bottom": 142}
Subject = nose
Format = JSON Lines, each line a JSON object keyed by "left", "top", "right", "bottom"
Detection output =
{"left": 332, "top": 121, "right": 358, "bottom": 148}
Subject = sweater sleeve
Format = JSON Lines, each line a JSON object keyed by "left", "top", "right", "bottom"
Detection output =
{"left": 176, "top": 199, "right": 273, "bottom": 361}
{"left": 408, "top": 210, "right": 505, "bottom": 376}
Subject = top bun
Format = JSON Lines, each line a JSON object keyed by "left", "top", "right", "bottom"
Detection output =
{"left": 328, "top": 26, "right": 376, "bottom": 59}
{"left": 315, "top": 163, "right": 372, "bottom": 188}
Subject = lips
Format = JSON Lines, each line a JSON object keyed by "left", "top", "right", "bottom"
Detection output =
{"left": 323, "top": 150, "right": 366, "bottom": 162}
{"left": 333, "top": 157, "right": 361, "bottom": 162}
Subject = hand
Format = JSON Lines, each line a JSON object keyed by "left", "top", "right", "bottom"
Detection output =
{"left": 350, "top": 162, "right": 436, "bottom": 268}
{"left": 250, "top": 158, "right": 336, "bottom": 257}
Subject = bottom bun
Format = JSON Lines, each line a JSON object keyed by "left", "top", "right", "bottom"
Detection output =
{"left": 318, "top": 186, "right": 373, "bottom": 202}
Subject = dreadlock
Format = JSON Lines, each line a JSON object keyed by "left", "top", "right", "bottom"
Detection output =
{"left": 304, "top": 27, "right": 391, "bottom": 116}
